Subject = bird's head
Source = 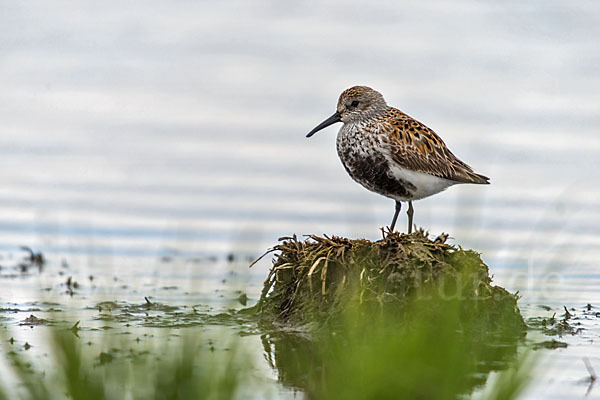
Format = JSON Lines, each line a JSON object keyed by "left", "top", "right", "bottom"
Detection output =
{"left": 307, "top": 86, "right": 388, "bottom": 137}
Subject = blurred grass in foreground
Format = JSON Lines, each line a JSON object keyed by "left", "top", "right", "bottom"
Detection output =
{"left": 0, "top": 327, "right": 250, "bottom": 400}
{"left": 0, "top": 232, "right": 536, "bottom": 400}
{"left": 1, "top": 309, "right": 533, "bottom": 400}
{"left": 0, "top": 303, "right": 533, "bottom": 400}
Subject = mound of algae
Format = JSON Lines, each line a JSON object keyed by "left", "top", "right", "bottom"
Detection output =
{"left": 252, "top": 230, "right": 525, "bottom": 335}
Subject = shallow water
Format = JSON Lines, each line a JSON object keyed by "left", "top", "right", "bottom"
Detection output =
{"left": 1, "top": 0, "right": 600, "bottom": 398}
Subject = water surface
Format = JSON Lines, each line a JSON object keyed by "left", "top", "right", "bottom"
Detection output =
{"left": 1, "top": 1, "right": 600, "bottom": 398}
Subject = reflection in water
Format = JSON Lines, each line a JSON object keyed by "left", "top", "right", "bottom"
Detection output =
{"left": 260, "top": 312, "right": 523, "bottom": 399}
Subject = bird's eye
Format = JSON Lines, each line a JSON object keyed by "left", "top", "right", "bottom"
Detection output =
{"left": 350, "top": 100, "right": 360, "bottom": 107}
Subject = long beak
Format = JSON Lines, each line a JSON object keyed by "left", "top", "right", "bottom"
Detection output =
{"left": 306, "top": 111, "right": 341, "bottom": 138}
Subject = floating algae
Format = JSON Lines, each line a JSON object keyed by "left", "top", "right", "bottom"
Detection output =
{"left": 253, "top": 230, "right": 525, "bottom": 334}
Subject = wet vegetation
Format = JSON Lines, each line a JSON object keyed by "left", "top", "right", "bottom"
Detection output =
{"left": 252, "top": 230, "right": 525, "bottom": 333}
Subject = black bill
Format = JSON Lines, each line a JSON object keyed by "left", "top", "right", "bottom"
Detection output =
{"left": 306, "top": 111, "right": 341, "bottom": 138}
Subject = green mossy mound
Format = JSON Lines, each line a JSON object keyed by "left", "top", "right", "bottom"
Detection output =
{"left": 254, "top": 230, "right": 525, "bottom": 335}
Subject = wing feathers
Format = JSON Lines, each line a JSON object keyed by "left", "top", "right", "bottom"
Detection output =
{"left": 383, "top": 108, "right": 489, "bottom": 185}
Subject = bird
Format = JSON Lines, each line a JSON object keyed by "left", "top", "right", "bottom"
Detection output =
{"left": 306, "top": 85, "right": 489, "bottom": 233}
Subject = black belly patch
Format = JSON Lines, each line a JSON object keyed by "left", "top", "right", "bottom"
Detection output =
{"left": 340, "top": 150, "right": 416, "bottom": 199}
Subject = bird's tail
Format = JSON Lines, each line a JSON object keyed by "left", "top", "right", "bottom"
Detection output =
{"left": 467, "top": 171, "right": 490, "bottom": 184}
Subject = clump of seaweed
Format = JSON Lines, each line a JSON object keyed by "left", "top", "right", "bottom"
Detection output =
{"left": 251, "top": 230, "right": 529, "bottom": 399}
{"left": 253, "top": 230, "right": 525, "bottom": 334}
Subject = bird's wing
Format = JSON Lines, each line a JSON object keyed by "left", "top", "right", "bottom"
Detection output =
{"left": 383, "top": 109, "right": 489, "bottom": 184}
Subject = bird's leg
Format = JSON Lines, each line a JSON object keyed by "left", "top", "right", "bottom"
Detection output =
{"left": 407, "top": 200, "right": 414, "bottom": 234}
{"left": 389, "top": 201, "right": 401, "bottom": 232}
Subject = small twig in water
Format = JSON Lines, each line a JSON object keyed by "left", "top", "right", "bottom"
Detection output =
{"left": 70, "top": 321, "right": 81, "bottom": 338}
{"left": 563, "top": 306, "right": 572, "bottom": 319}
{"left": 584, "top": 357, "right": 597, "bottom": 382}
{"left": 584, "top": 357, "right": 597, "bottom": 397}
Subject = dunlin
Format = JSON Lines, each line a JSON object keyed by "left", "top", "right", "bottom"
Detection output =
{"left": 306, "top": 86, "right": 489, "bottom": 233}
